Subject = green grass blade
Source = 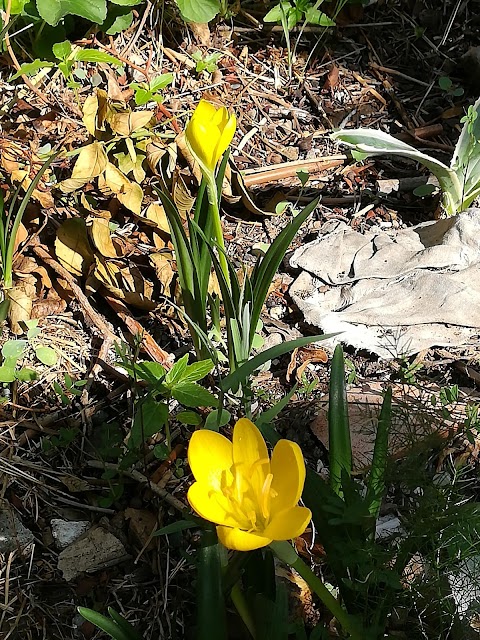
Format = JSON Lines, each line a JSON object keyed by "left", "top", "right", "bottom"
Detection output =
{"left": 219, "top": 333, "right": 336, "bottom": 393}
{"left": 197, "top": 529, "right": 227, "bottom": 640}
{"left": 366, "top": 387, "right": 392, "bottom": 519}
{"left": 107, "top": 609, "right": 143, "bottom": 640}
{"left": 249, "top": 197, "right": 319, "bottom": 345}
{"left": 328, "top": 345, "right": 352, "bottom": 497}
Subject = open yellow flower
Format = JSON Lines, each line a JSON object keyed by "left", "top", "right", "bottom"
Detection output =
{"left": 187, "top": 418, "right": 311, "bottom": 551}
{"left": 185, "top": 99, "right": 236, "bottom": 175}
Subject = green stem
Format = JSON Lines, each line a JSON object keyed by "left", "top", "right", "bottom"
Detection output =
{"left": 230, "top": 581, "right": 256, "bottom": 639}
{"left": 205, "top": 175, "right": 230, "bottom": 289}
{"left": 270, "top": 541, "right": 363, "bottom": 640}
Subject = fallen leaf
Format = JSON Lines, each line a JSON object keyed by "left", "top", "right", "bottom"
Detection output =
{"left": 146, "top": 140, "right": 177, "bottom": 177}
{"left": 83, "top": 89, "right": 110, "bottom": 136}
{"left": 149, "top": 252, "right": 174, "bottom": 296}
{"left": 7, "top": 279, "right": 36, "bottom": 334}
{"left": 60, "top": 142, "right": 108, "bottom": 193}
{"left": 89, "top": 218, "right": 118, "bottom": 258}
{"left": 108, "top": 110, "right": 153, "bottom": 136}
{"left": 55, "top": 218, "right": 94, "bottom": 276}
{"left": 101, "top": 163, "right": 143, "bottom": 215}
{"left": 125, "top": 508, "right": 158, "bottom": 551}
{"left": 94, "top": 256, "right": 156, "bottom": 310}
{"left": 143, "top": 202, "right": 170, "bottom": 232}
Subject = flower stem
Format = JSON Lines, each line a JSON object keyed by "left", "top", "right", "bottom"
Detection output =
{"left": 230, "top": 581, "right": 256, "bottom": 639}
{"left": 270, "top": 541, "right": 363, "bottom": 640}
{"left": 205, "top": 175, "right": 230, "bottom": 288}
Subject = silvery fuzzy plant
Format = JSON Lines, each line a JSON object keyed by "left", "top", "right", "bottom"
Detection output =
{"left": 332, "top": 96, "right": 480, "bottom": 217}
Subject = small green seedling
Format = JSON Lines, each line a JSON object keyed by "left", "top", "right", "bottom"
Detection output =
{"left": 53, "top": 373, "right": 88, "bottom": 406}
{"left": 438, "top": 75, "right": 464, "bottom": 98}
{"left": 130, "top": 72, "right": 174, "bottom": 106}
{"left": 191, "top": 51, "right": 223, "bottom": 74}
{"left": 0, "top": 321, "right": 58, "bottom": 383}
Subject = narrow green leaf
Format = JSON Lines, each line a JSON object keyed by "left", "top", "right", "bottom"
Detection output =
{"left": 366, "top": 387, "right": 392, "bottom": 518}
{"left": 106, "top": 609, "right": 142, "bottom": 640}
{"left": 196, "top": 529, "right": 227, "bottom": 640}
{"left": 256, "top": 384, "right": 298, "bottom": 427}
{"left": 250, "top": 198, "right": 319, "bottom": 345}
{"left": 154, "top": 520, "right": 197, "bottom": 536}
{"left": 74, "top": 50, "right": 123, "bottom": 65}
{"left": 328, "top": 345, "right": 352, "bottom": 497}
{"left": 77, "top": 608, "right": 134, "bottom": 640}
{"left": 220, "top": 334, "right": 335, "bottom": 393}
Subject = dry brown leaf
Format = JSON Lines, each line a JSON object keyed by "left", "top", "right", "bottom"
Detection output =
{"left": 125, "top": 508, "right": 158, "bottom": 551}
{"left": 108, "top": 110, "right": 153, "bottom": 137}
{"left": 143, "top": 202, "right": 170, "bottom": 233}
{"left": 107, "top": 73, "right": 128, "bottom": 103}
{"left": 149, "top": 252, "right": 174, "bottom": 296}
{"left": 176, "top": 132, "right": 202, "bottom": 183}
{"left": 101, "top": 163, "right": 143, "bottom": 215}
{"left": 94, "top": 256, "right": 156, "bottom": 310}
{"left": 189, "top": 23, "right": 211, "bottom": 46}
{"left": 83, "top": 89, "right": 110, "bottom": 136}
{"left": 146, "top": 140, "right": 177, "bottom": 177}
{"left": 89, "top": 218, "right": 118, "bottom": 258}
{"left": 172, "top": 176, "right": 195, "bottom": 219}
{"left": 55, "top": 218, "right": 94, "bottom": 276}
{"left": 152, "top": 232, "right": 167, "bottom": 250}
{"left": 32, "top": 293, "right": 67, "bottom": 319}
{"left": 13, "top": 222, "right": 28, "bottom": 254}
{"left": 60, "top": 142, "right": 108, "bottom": 193}
{"left": 7, "top": 279, "right": 36, "bottom": 334}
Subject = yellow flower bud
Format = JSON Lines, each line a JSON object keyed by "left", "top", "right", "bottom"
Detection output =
{"left": 185, "top": 99, "right": 236, "bottom": 175}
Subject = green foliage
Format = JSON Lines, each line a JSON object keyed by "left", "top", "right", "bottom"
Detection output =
{"left": 438, "top": 75, "right": 464, "bottom": 98}
{"left": 53, "top": 373, "right": 87, "bottom": 405}
{"left": 13, "top": 41, "right": 122, "bottom": 87}
{"left": 264, "top": 0, "right": 335, "bottom": 29}
{"left": 0, "top": 321, "right": 58, "bottom": 384}
{"left": 78, "top": 607, "right": 142, "bottom": 640}
{"left": 130, "top": 73, "right": 173, "bottom": 106}
{"left": 192, "top": 51, "right": 222, "bottom": 74}
{"left": 175, "top": 0, "right": 221, "bottom": 23}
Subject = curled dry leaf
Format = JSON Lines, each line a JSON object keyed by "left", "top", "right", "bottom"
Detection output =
{"left": 146, "top": 140, "right": 177, "bottom": 177}
{"left": 88, "top": 218, "right": 118, "bottom": 258}
{"left": 55, "top": 218, "right": 94, "bottom": 277}
{"left": 100, "top": 163, "right": 143, "bottom": 215}
{"left": 13, "top": 222, "right": 28, "bottom": 254}
{"left": 109, "top": 110, "right": 154, "bottom": 137}
{"left": 7, "top": 278, "right": 36, "bottom": 334}
{"left": 94, "top": 256, "right": 156, "bottom": 310}
{"left": 175, "top": 131, "right": 203, "bottom": 183}
{"left": 149, "top": 252, "right": 174, "bottom": 297}
{"left": 82, "top": 89, "right": 110, "bottom": 136}
{"left": 125, "top": 508, "right": 158, "bottom": 551}
{"left": 59, "top": 142, "right": 108, "bottom": 193}
{"left": 142, "top": 202, "right": 170, "bottom": 233}
{"left": 172, "top": 176, "right": 195, "bottom": 219}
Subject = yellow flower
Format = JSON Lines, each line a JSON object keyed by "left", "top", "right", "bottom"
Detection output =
{"left": 187, "top": 418, "right": 311, "bottom": 551}
{"left": 185, "top": 99, "right": 236, "bottom": 175}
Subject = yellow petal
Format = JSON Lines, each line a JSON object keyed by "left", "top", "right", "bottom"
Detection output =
{"left": 212, "top": 106, "right": 228, "bottom": 127}
{"left": 194, "top": 99, "right": 217, "bottom": 121}
{"left": 216, "top": 526, "right": 272, "bottom": 551}
{"left": 262, "top": 506, "right": 311, "bottom": 541}
{"left": 215, "top": 113, "right": 236, "bottom": 162}
{"left": 232, "top": 418, "right": 270, "bottom": 500}
{"left": 188, "top": 482, "right": 241, "bottom": 528}
{"left": 270, "top": 440, "right": 306, "bottom": 515}
{"left": 188, "top": 430, "right": 233, "bottom": 491}
{"left": 186, "top": 119, "right": 218, "bottom": 172}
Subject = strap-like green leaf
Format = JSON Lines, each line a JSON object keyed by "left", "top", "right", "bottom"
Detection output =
{"left": 328, "top": 345, "right": 352, "bottom": 497}
{"left": 366, "top": 387, "right": 392, "bottom": 519}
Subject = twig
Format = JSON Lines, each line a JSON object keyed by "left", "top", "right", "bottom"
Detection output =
{"left": 87, "top": 460, "right": 187, "bottom": 513}
{"left": 242, "top": 156, "right": 346, "bottom": 187}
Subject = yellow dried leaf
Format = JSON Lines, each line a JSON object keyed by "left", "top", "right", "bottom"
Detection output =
{"left": 7, "top": 280, "right": 35, "bottom": 334}
{"left": 94, "top": 256, "right": 156, "bottom": 310}
{"left": 60, "top": 142, "right": 108, "bottom": 193}
{"left": 172, "top": 177, "right": 195, "bottom": 219}
{"left": 83, "top": 89, "right": 109, "bottom": 136}
{"left": 109, "top": 110, "right": 153, "bottom": 137}
{"left": 89, "top": 218, "right": 117, "bottom": 258}
{"left": 149, "top": 252, "right": 174, "bottom": 297}
{"left": 143, "top": 203, "right": 170, "bottom": 233}
{"left": 103, "top": 163, "right": 143, "bottom": 215}
{"left": 146, "top": 140, "right": 177, "bottom": 176}
{"left": 55, "top": 218, "right": 94, "bottom": 276}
